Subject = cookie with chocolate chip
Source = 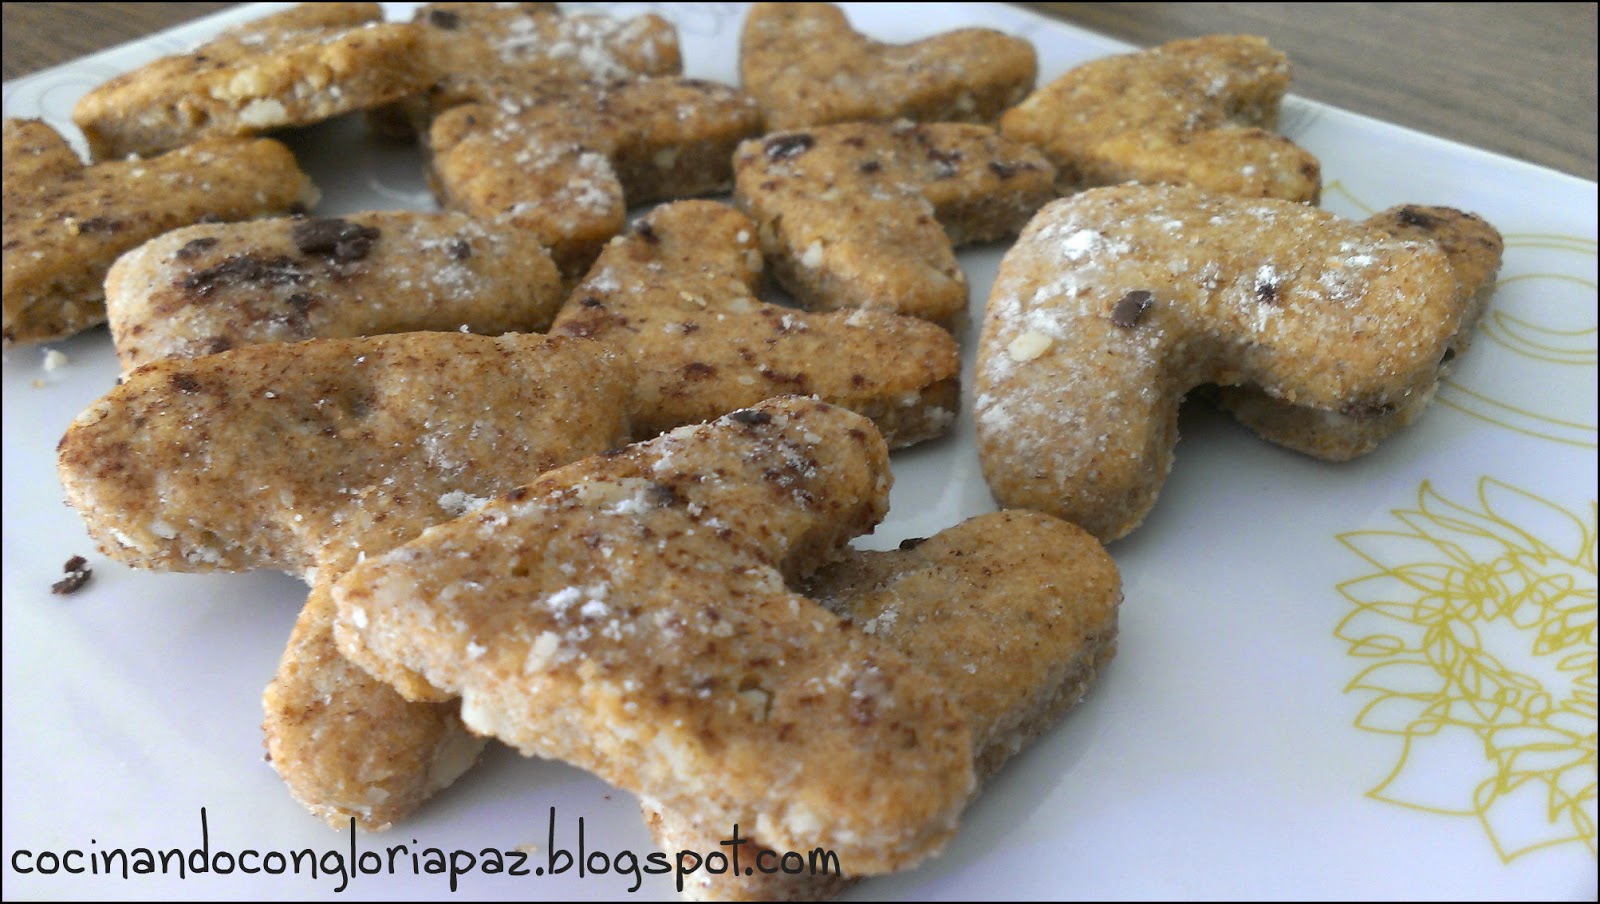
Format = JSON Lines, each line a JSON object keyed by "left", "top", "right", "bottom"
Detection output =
{"left": 2, "top": 118, "right": 316, "bottom": 345}
{"left": 733, "top": 120, "right": 1056, "bottom": 330}
{"left": 333, "top": 397, "right": 972, "bottom": 875}
{"left": 1213, "top": 204, "right": 1503, "bottom": 460}
{"left": 645, "top": 509, "right": 1121, "bottom": 901}
{"left": 372, "top": 2, "right": 682, "bottom": 138}
{"left": 551, "top": 199, "right": 960, "bottom": 448}
{"left": 430, "top": 78, "right": 762, "bottom": 280}
{"left": 106, "top": 211, "right": 562, "bottom": 371}
{"left": 975, "top": 183, "right": 1490, "bottom": 541}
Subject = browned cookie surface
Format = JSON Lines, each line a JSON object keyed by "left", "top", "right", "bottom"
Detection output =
{"left": 57, "top": 331, "right": 634, "bottom": 830}
{"left": 734, "top": 120, "right": 1055, "bottom": 329}
{"left": 59, "top": 332, "right": 633, "bottom": 576}
{"left": 3, "top": 118, "right": 316, "bottom": 345}
{"left": 390, "top": 3, "right": 680, "bottom": 131}
{"left": 430, "top": 79, "right": 761, "bottom": 280}
{"left": 1215, "top": 204, "right": 1504, "bottom": 460}
{"left": 73, "top": 2, "right": 424, "bottom": 160}
{"left": 740, "top": 2, "right": 1035, "bottom": 130}
{"left": 1001, "top": 35, "right": 1320, "bottom": 202}
{"left": 107, "top": 211, "right": 562, "bottom": 371}
{"left": 334, "top": 398, "right": 975, "bottom": 875}
{"left": 552, "top": 200, "right": 959, "bottom": 448}
{"left": 976, "top": 184, "right": 1470, "bottom": 541}
{"left": 265, "top": 577, "right": 488, "bottom": 831}
{"left": 647, "top": 509, "right": 1122, "bottom": 900}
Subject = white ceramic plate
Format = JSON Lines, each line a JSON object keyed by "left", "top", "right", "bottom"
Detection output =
{"left": 3, "top": 3, "right": 1595, "bottom": 900}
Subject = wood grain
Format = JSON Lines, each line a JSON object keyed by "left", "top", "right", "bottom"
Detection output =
{"left": 3, "top": 2, "right": 1594, "bottom": 180}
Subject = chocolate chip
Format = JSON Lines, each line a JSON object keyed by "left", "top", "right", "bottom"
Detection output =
{"left": 728, "top": 409, "right": 772, "bottom": 426}
{"left": 926, "top": 147, "right": 962, "bottom": 178}
{"left": 77, "top": 216, "right": 120, "bottom": 234}
{"left": 858, "top": 159, "right": 882, "bottom": 174}
{"left": 504, "top": 486, "right": 530, "bottom": 502}
{"left": 174, "top": 237, "right": 220, "bottom": 260}
{"left": 169, "top": 373, "right": 202, "bottom": 393}
{"left": 1111, "top": 290, "right": 1153, "bottom": 328}
{"left": 682, "top": 361, "right": 716, "bottom": 380}
{"left": 1395, "top": 206, "right": 1437, "bottom": 229}
{"left": 286, "top": 292, "right": 317, "bottom": 314}
{"left": 51, "top": 555, "right": 92, "bottom": 595}
{"left": 579, "top": 296, "right": 605, "bottom": 308}
{"left": 181, "top": 254, "right": 306, "bottom": 296}
{"left": 291, "top": 218, "right": 380, "bottom": 262}
{"left": 764, "top": 133, "right": 815, "bottom": 161}
{"left": 445, "top": 238, "right": 471, "bottom": 261}
{"left": 759, "top": 367, "right": 808, "bottom": 391}
{"left": 647, "top": 482, "right": 685, "bottom": 507}
{"left": 897, "top": 536, "right": 926, "bottom": 550}
{"left": 1254, "top": 279, "right": 1279, "bottom": 305}
{"left": 634, "top": 220, "right": 660, "bottom": 243}
{"left": 204, "top": 337, "right": 233, "bottom": 355}
{"left": 427, "top": 8, "right": 460, "bottom": 28}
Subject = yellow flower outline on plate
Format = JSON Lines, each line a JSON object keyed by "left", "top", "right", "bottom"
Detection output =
{"left": 1336, "top": 477, "right": 1597, "bottom": 862}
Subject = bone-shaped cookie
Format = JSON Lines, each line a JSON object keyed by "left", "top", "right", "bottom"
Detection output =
{"left": 644, "top": 509, "right": 1122, "bottom": 900}
{"left": 739, "top": 2, "right": 1036, "bottom": 130}
{"left": 106, "top": 211, "right": 562, "bottom": 372}
{"left": 375, "top": 2, "right": 681, "bottom": 136}
{"left": 73, "top": 2, "right": 425, "bottom": 160}
{"left": 57, "top": 332, "right": 635, "bottom": 828}
{"left": 1000, "top": 35, "right": 1321, "bottom": 202}
{"left": 733, "top": 120, "right": 1056, "bottom": 329}
{"left": 975, "top": 183, "right": 1475, "bottom": 542}
{"left": 1215, "top": 204, "right": 1504, "bottom": 460}
{"left": 333, "top": 397, "right": 975, "bottom": 874}
{"left": 3, "top": 119, "right": 315, "bottom": 345}
{"left": 430, "top": 79, "right": 762, "bottom": 280}
{"left": 552, "top": 200, "right": 960, "bottom": 448}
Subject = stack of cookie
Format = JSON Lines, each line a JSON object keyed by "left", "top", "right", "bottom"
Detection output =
{"left": 14, "top": 2, "right": 1504, "bottom": 900}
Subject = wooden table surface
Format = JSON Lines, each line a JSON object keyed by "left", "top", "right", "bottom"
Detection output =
{"left": 3, "top": 2, "right": 1595, "bottom": 181}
